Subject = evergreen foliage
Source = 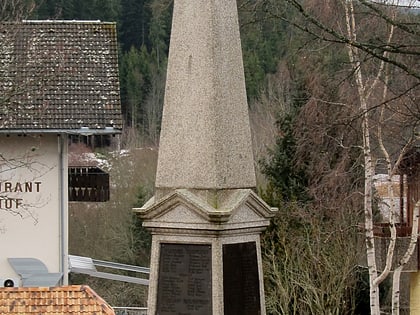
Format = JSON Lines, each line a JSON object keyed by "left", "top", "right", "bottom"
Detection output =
{"left": 119, "top": 0, "right": 151, "bottom": 51}
{"left": 120, "top": 46, "right": 151, "bottom": 127}
{"left": 34, "top": 0, "right": 121, "bottom": 21}
{"left": 261, "top": 110, "right": 309, "bottom": 203}
{"left": 239, "top": 1, "right": 292, "bottom": 100}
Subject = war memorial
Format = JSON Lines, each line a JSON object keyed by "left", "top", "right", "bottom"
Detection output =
{"left": 134, "top": 0, "right": 277, "bottom": 314}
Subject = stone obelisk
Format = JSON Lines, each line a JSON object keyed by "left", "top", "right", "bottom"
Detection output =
{"left": 134, "top": 1, "right": 277, "bottom": 314}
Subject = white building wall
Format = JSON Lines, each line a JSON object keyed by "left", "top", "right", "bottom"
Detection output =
{"left": 0, "top": 134, "right": 68, "bottom": 285}
{"left": 374, "top": 174, "right": 406, "bottom": 223}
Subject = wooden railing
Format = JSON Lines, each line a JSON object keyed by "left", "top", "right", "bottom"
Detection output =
{"left": 373, "top": 223, "right": 413, "bottom": 237}
{"left": 68, "top": 167, "right": 110, "bottom": 202}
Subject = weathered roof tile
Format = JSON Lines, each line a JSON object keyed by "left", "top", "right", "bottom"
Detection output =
{"left": 0, "top": 21, "right": 123, "bottom": 132}
{"left": 0, "top": 285, "right": 115, "bottom": 314}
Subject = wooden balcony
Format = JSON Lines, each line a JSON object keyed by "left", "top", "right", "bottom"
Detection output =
{"left": 68, "top": 167, "right": 110, "bottom": 202}
{"left": 373, "top": 223, "right": 413, "bottom": 238}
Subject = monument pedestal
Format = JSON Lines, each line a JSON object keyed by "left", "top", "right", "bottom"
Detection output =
{"left": 135, "top": 189, "right": 276, "bottom": 315}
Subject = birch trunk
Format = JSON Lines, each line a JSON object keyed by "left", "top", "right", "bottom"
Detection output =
{"left": 342, "top": 1, "right": 401, "bottom": 313}
{"left": 343, "top": 2, "right": 380, "bottom": 313}
{"left": 392, "top": 201, "right": 420, "bottom": 315}
{"left": 373, "top": 19, "right": 419, "bottom": 313}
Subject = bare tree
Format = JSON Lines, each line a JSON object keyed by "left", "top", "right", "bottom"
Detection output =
{"left": 245, "top": 0, "right": 419, "bottom": 313}
{"left": 144, "top": 68, "right": 165, "bottom": 146}
{"left": 341, "top": 2, "right": 418, "bottom": 313}
{"left": 0, "top": 0, "right": 57, "bottom": 222}
{"left": 0, "top": 0, "right": 35, "bottom": 22}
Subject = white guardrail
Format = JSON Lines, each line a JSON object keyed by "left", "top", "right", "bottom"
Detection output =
{"left": 113, "top": 307, "right": 147, "bottom": 315}
{"left": 68, "top": 254, "right": 150, "bottom": 286}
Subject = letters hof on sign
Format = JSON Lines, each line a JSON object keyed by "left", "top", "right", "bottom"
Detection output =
{"left": 0, "top": 181, "right": 42, "bottom": 209}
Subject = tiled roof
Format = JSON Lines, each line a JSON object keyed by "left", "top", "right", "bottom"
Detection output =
{"left": 0, "top": 285, "right": 115, "bottom": 314}
{"left": 0, "top": 21, "right": 123, "bottom": 132}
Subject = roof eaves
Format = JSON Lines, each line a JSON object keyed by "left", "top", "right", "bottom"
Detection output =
{"left": 22, "top": 19, "right": 104, "bottom": 23}
{"left": 0, "top": 285, "right": 116, "bottom": 315}
{"left": 80, "top": 285, "right": 116, "bottom": 315}
{"left": 0, "top": 127, "right": 122, "bottom": 135}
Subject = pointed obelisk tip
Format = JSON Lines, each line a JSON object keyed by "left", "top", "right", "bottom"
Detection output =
{"left": 155, "top": 0, "right": 256, "bottom": 194}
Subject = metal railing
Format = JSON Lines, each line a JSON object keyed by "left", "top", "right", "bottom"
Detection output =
{"left": 69, "top": 255, "right": 150, "bottom": 285}
{"left": 113, "top": 307, "right": 147, "bottom": 315}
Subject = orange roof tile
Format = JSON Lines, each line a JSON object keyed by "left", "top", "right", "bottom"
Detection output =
{"left": 0, "top": 285, "right": 115, "bottom": 314}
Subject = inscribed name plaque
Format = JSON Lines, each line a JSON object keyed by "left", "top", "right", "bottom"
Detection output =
{"left": 156, "top": 243, "right": 212, "bottom": 315}
{"left": 222, "top": 242, "right": 260, "bottom": 315}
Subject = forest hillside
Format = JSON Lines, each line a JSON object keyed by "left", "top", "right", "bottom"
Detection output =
{"left": 6, "top": 0, "right": 419, "bottom": 313}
